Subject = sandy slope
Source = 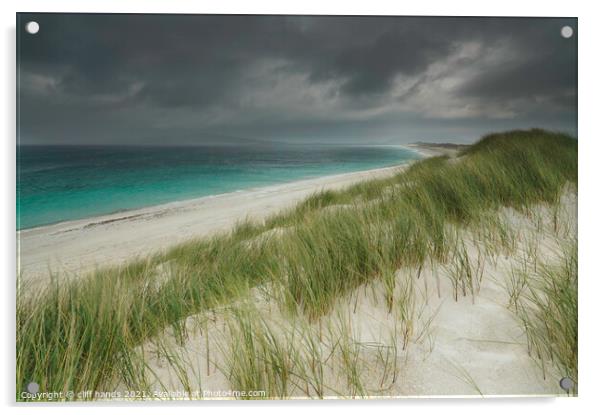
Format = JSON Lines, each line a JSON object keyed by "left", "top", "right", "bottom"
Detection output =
{"left": 109, "top": 191, "right": 575, "bottom": 399}
{"left": 18, "top": 163, "right": 418, "bottom": 285}
{"left": 22, "top": 144, "right": 571, "bottom": 398}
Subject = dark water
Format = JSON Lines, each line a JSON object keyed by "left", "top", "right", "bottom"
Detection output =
{"left": 17, "top": 144, "right": 421, "bottom": 229}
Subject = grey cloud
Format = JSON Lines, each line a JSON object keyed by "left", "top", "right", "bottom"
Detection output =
{"left": 17, "top": 14, "right": 577, "bottom": 144}
{"left": 455, "top": 18, "right": 577, "bottom": 108}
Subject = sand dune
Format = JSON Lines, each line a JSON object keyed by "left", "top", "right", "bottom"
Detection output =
{"left": 113, "top": 191, "right": 575, "bottom": 398}
{"left": 17, "top": 133, "right": 577, "bottom": 400}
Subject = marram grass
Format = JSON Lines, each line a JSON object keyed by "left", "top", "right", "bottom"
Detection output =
{"left": 17, "top": 129, "right": 577, "bottom": 400}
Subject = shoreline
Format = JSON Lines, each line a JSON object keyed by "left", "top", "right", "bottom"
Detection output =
{"left": 18, "top": 161, "right": 416, "bottom": 235}
{"left": 18, "top": 145, "right": 424, "bottom": 232}
{"left": 18, "top": 158, "right": 428, "bottom": 284}
{"left": 406, "top": 142, "right": 468, "bottom": 157}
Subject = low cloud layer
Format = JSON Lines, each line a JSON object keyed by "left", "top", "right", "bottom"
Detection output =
{"left": 18, "top": 14, "right": 577, "bottom": 145}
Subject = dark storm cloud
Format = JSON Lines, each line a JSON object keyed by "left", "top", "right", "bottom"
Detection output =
{"left": 299, "top": 17, "right": 458, "bottom": 97}
{"left": 17, "top": 14, "right": 577, "bottom": 144}
{"left": 455, "top": 18, "right": 577, "bottom": 108}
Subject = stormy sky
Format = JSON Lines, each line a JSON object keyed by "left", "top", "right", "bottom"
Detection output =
{"left": 17, "top": 14, "right": 577, "bottom": 145}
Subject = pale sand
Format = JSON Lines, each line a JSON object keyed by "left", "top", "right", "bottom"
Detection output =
{"left": 18, "top": 162, "right": 417, "bottom": 284}
{"left": 112, "top": 191, "right": 575, "bottom": 399}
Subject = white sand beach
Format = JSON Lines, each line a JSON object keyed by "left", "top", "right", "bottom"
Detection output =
{"left": 18, "top": 162, "right": 418, "bottom": 285}
{"left": 16, "top": 140, "right": 577, "bottom": 399}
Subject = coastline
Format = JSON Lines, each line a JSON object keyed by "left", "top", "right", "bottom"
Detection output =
{"left": 18, "top": 158, "right": 430, "bottom": 284}
{"left": 18, "top": 145, "right": 424, "bottom": 232}
{"left": 406, "top": 142, "right": 468, "bottom": 157}
{"left": 16, "top": 131, "right": 577, "bottom": 399}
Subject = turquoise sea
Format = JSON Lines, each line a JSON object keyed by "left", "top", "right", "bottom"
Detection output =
{"left": 17, "top": 144, "right": 421, "bottom": 230}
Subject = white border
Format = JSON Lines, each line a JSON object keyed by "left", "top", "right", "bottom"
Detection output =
{"left": 2, "top": 1, "right": 601, "bottom": 414}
